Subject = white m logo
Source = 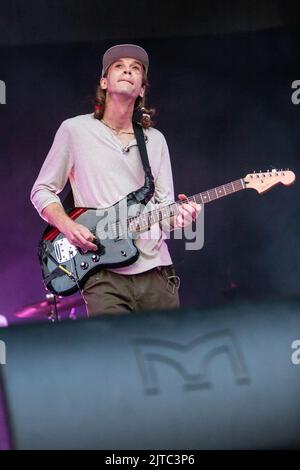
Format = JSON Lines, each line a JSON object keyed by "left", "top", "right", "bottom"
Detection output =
{"left": 134, "top": 329, "right": 250, "bottom": 394}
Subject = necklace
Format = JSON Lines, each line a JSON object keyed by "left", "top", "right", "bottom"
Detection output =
{"left": 101, "top": 119, "right": 134, "bottom": 135}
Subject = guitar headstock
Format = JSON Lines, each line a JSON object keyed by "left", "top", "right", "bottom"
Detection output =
{"left": 244, "top": 169, "right": 296, "bottom": 194}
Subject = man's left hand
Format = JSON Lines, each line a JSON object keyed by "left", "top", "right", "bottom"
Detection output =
{"left": 176, "top": 193, "right": 201, "bottom": 228}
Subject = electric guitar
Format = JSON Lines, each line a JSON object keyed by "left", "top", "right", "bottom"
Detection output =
{"left": 38, "top": 169, "right": 295, "bottom": 296}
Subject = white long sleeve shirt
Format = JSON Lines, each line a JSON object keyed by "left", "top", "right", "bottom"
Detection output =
{"left": 31, "top": 113, "right": 176, "bottom": 274}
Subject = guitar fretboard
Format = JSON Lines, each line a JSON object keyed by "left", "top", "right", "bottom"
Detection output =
{"left": 127, "top": 178, "right": 245, "bottom": 233}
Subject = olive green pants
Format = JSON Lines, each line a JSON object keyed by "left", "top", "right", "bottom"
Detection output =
{"left": 82, "top": 265, "right": 180, "bottom": 316}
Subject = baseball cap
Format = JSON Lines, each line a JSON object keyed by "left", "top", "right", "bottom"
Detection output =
{"left": 102, "top": 44, "right": 149, "bottom": 77}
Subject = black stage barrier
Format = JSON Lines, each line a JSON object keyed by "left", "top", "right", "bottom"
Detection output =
{"left": 0, "top": 298, "right": 300, "bottom": 450}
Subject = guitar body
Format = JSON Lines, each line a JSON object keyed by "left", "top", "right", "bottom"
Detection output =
{"left": 39, "top": 200, "right": 140, "bottom": 296}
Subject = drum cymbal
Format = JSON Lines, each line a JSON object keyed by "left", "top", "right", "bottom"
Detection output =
{"left": 15, "top": 294, "right": 85, "bottom": 319}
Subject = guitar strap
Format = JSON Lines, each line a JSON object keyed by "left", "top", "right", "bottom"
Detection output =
{"left": 128, "top": 121, "right": 155, "bottom": 206}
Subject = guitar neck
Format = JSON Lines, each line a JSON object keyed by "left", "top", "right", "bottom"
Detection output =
{"left": 186, "top": 178, "right": 246, "bottom": 205}
{"left": 128, "top": 178, "right": 246, "bottom": 233}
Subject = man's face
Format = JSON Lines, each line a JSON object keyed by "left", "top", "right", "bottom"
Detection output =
{"left": 100, "top": 57, "right": 145, "bottom": 100}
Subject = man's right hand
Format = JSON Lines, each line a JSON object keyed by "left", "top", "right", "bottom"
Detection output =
{"left": 63, "top": 220, "right": 98, "bottom": 252}
{"left": 41, "top": 203, "right": 98, "bottom": 252}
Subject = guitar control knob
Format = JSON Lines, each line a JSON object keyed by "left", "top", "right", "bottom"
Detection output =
{"left": 91, "top": 254, "right": 100, "bottom": 262}
{"left": 80, "top": 261, "right": 89, "bottom": 270}
{"left": 121, "top": 250, "right": 127, "bottom": 257}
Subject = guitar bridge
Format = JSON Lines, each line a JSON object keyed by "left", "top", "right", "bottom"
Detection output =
{"left": 53, "top": 238, "right": 78, "bottom": 263}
